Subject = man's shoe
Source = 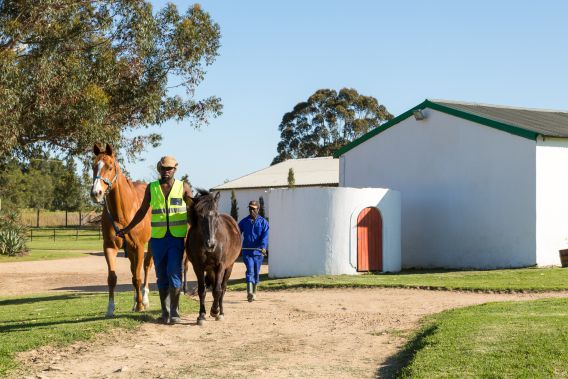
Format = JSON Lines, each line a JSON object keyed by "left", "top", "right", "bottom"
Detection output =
{"left": 169, "top": 287, "right": 182, "bottom": 324}
{"left": 157, "top": 287, "right": 170, "bottom": 324}
{"left": 246, "top": 282, "right": 254, "bottom": 302}
{"left": 252, "top": 283, "right": 258, "bottom": 301}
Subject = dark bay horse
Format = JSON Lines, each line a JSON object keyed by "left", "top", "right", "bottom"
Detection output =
{"left": 187, "top": 190, "right": 241, "bottom": 325}
{"left": 90, "top": 144, "right": 153, "bottom": 316}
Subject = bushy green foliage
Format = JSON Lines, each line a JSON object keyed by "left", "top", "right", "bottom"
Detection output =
{"left": 258, "top": 196, "right": 265, "bottom": 218}
{"left": 0, "top": 0, "right": 222, "bottom": 160}
{"left": 0, "top": 156, "right": 89, "bottom": 212}
{"left": 230, "top": 190, "right": 239, "bottom": 221}
{"left": 0, "top": 211, "right": 28, "bottom": 256}
{"left": 287, "top": 168, "right": 295, "bottom": 188}
{"left": 272, "top": 88, "right": 393, "bottom": 164}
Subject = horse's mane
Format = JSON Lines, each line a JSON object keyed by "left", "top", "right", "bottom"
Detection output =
{"left": 193, "top": 188, "right": 217, "bottom": 215}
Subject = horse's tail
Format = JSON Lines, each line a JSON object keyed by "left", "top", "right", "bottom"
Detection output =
{"left": 205, "top": 269, "right": 215, "bottom": 290}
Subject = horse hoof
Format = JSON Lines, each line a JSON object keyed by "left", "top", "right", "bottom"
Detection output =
{"left": 197, "top": 318, "right": 205, "bottom": 326}
{"left": 215, "top": 315, "right": 224, "bottom": 321}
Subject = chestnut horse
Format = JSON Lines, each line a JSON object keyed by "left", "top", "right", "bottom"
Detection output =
{"left": 90, "top": 144, "right": 153, "bottom": 316}
{"left": 187, "top": 190, "right": 241, "bottom": 325}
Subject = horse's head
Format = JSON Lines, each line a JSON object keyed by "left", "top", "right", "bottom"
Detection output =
{"left": 193, "top": 190, "right": 221, "bottom": 253}
{"left": 90, "top": 143, "right": 119, "bottom": 204}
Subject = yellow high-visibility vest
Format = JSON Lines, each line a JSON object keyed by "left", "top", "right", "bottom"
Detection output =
{"left": 149, "top": 180, "right": 188, "bottom": 238}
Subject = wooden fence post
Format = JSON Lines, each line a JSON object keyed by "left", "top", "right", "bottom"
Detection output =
{"left": 53, "top": 229, "right": 56, "bottom": 241}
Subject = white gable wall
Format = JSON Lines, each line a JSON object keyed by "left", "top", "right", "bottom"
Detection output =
{"left": 340, "top": 109, "right": 537, "bottom": 269}
{"left": 536, "top": 137, "right": 568, "bottom": 266}
{"left": 268, "top": 187, "right": 401, "bottom": 277}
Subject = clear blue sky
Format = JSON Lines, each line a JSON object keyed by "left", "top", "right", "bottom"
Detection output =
{"left": 126, "top": 0, "right": 568, "bottom": 188}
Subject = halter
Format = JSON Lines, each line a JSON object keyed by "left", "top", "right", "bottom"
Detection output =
{"left": 95, "top": 160, "right": 118, "bottom": 198}
{"left": 95, "top": 160, "right": 121, "bottom": 234}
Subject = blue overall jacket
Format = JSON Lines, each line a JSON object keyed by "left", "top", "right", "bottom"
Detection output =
{"left": 238, "top": 215, "right": 269, "bottom": 256}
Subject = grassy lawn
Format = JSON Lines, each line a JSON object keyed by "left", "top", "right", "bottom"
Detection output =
{"left": 0, "top": 249, "right": 88, "bottom": 263}
{"left": 227, "top": 267, "right": 568, "bottom": 292}
{"left": 391, "top": 298, "right": 568, "bottom": 378}
{"left": 0, "top": 292, "right": 197, "bottom": 377}
{"left": 27, "top": 238, "right": 102, "bottom": 252}
{"left": 0, "top": 237, "right": 103, "bottom": 263}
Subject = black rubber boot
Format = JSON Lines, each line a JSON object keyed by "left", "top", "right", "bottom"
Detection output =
{"left": 252, "top": 283, "right": 258, "bottom": 301}
{"left": 246, "top": 282, "right": 254, "bottom": 302}
{"left": 158, "top": 287, "right": 170, "bottom": 324}
{"left": 169, "top": 287, "right": 182, "bottom": 324}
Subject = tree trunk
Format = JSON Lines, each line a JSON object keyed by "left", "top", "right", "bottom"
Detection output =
{"left": 79, "top": 210, "right": 82, "bottom": 226}
{"left": 65, "top": 210, "right": 68, "bottom": 228}
{"left": 36, "top": 208, "right": 40, "bottom": 228}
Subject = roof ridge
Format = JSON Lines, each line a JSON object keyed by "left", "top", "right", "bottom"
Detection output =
{"left": 211, "top": 157, "right": 338, "bottom": 189}
{"left": 428, "top": 98, "right": 568, "bottom": 114}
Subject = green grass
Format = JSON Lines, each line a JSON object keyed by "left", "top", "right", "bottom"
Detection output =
{"left": 0, "top": 292, "right": 197, "bottom": 377}
{"left": 227, "top": 267, "right": 568, "bottom": 292}
{"left": 390, "top": 298, "right": 568, "bottom": 378}
{"left": 27, "top": 238, "right": 103, "bottom": 252}
{"left": 0, "top": 236, "right": 103, "bottom": 263}
{"left": 0, "top": 228, "right": 106, "bottom": 262}
{"left": 0, "top": 249, "right": 88, "bottom": 262}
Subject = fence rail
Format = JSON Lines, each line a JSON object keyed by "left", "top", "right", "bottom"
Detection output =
{"left": 20, "top": 210, "right": 101, "bottom": 228}
{"left": 29, "top": 228, "right": 102, "bottom": 241}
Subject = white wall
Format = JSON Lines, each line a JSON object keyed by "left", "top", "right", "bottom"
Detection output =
{"left": 341, "top": 109, "right": 537, "bottom": 269}
{"left": 536, "top": 136, "right": 568, "bottom": 266}
{"left": 268, "top": 187, "right": 401, "bottom": 278}
{"left": 215, "top": 188, "right": 270, "bottom": 221}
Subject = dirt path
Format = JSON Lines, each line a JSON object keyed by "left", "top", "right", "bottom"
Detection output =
{"left": 0, "top": 252, "right": 265, "bottom": 295}
{"left": 2, "top": 256, "right": 568, "bottom": 378}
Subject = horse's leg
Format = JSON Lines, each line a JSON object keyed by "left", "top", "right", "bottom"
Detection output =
{"left": 210, "top": 264, "right": 225, "bottom": 319}
{"left": 193, "top": 267, "right": 207, "bottom": 325}
{"left": 182, "top": 255, "right": 189, "bottom": 294}
{"left": 217, "top": 265, "right": 233, "bottom": 321}
{"left": 104, "top": 246, "right": 119, "bottom": 317}
{"left": 142, "top": 246, "right": 153, "bottom": 309}
{"left": 130, "top": 245, "right": 145, "bottom": 312}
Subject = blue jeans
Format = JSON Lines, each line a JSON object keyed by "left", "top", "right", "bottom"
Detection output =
{"left": 150, "top": 231, "right": 184, "bottom": 289}
{"left": 242, "top": 251, "right": 264, "bottom": 284}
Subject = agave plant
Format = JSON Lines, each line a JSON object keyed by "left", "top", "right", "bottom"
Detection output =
{"left": 0, "top": 229, "right": 27, "bottom": 256}
{"left": 0, "top": 211, "right": 29, "bottom": 256}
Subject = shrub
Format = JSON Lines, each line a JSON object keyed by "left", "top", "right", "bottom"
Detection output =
{"left": 0, "top": 211, "right": 29, "bottom": 256}
{"left": 230, "top": 190, "right": 239, "bottom": 221}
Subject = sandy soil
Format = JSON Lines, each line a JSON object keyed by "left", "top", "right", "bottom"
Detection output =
{"left": 2, "top": 254, "right": 567, "bottom": 379}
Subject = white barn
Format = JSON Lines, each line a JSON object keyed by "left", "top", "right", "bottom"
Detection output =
{"left": 211, "top": 157, "right": 338, "bottom": 219}
{"left": 335, "top": 99, "right": 568, "bottom": 269}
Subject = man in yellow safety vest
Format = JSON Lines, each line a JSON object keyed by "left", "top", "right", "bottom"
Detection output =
{"left": 117, "top": 156, "right": 192, "bottom": 324}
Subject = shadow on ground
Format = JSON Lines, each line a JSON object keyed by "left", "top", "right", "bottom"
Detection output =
{"left": 375, "top": 325, "right": 437, "bottom": 378}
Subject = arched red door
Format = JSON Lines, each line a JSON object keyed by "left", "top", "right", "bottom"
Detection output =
{"left": 357, "top": 207, "right": 382, "bottom": 272}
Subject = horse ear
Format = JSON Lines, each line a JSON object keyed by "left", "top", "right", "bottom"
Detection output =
{"left": 105, "top": 144, "right": 114, "bottom": 157}
{"left": 214, "top": 191, "right": 221, "bottom": 203}
{"left": 93, "top": 144, "right": 102, "bottom": 155}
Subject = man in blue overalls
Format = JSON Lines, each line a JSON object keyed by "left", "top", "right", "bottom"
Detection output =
{"left": 238, "top": 200, "right": 269, "bottom": 302}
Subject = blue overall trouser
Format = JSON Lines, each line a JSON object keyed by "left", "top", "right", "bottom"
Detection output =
{"left": 149, "top": 231, "right": 184, "bottom": 289}
{"left": 242, "top": 250, "right": 264, "bottom": 284}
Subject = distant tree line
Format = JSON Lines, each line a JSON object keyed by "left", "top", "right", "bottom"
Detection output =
{"left": 0, "top": 156, "right": 92, "bottom": 213}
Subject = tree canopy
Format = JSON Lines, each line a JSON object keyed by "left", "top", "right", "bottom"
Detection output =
{"left": 272, "top": 88, "right": 393, "bottom": 165}
{"left": 0, "top": 0, "right": 222, "bottom": 160}
{"left": 0, "top": 156, "right": 89, "bottom": 211}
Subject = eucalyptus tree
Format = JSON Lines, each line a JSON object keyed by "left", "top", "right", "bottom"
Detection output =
{"left": 0, "top": 0, "right": 222, "bottom": 160}
{"left": 272, "top": 88, "right": 393, "bottom": 164}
